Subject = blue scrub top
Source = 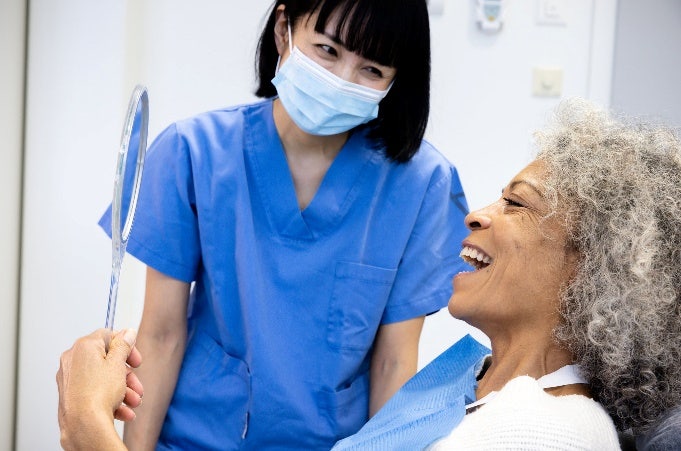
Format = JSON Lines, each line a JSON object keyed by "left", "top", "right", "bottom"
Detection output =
{"left": 100, "top": 99, "right": 470, "bottom": 450}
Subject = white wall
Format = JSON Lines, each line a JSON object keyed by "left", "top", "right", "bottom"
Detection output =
{"left": 17, "top": 1, "right": 617, "bottom": 448}
{"left": 610, "top": 0, "right": 681, "bottom": 126}
{"left": 16, "top": 3, "right": 129, "bottom": 450}
{"left": 0, "top": 0, "right": 26, "bottom": 449}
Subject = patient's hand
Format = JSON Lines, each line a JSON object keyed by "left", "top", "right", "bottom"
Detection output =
{"left": 57, "top": 328, "right": 143, "bottom": 450}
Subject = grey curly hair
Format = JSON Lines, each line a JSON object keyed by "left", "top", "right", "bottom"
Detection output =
{"left": 534, "top": 98, "right": 681, "bottom": 434}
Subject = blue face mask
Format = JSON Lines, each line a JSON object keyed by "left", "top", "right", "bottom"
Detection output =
{"left": 271, "top": 24, "right": 392, "bottom": 136}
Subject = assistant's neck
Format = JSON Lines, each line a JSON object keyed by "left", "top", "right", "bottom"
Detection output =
{"left": 272, "top": 99, "right": 348, "bottom": 210}
{"left": 272, "top": 98, "right": 347, "bottom": 161}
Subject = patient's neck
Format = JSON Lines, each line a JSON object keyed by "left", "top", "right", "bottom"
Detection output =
{"left": 475, "top": 330, "right": 577, "bottom": 400}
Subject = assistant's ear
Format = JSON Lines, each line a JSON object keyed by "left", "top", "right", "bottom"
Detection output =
{"left": 273, "top": 5, "right": 290, "bottom": 56}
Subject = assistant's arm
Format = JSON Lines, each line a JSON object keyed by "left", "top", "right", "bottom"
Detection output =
{"left": 123, "top": 267, "right": 190, "bottom": 450}
{"left": 369, "top": 316, "right": 425, "bottom": 416}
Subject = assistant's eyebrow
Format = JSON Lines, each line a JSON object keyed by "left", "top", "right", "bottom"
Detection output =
{"left": 321, "top": 30, "right": 344, "bottom": 46}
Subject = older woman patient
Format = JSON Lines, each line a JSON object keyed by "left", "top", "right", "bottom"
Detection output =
{"left": 334, "top": 98, "right": 681, "bottom": 450}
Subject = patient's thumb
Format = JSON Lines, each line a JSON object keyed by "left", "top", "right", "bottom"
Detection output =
{"left": 108, "top": 328, "right": 137, "bottom": 361}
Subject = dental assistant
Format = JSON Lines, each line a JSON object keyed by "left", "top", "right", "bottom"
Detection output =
{"left": 100, "top": 0, "right": 470, "bottom": 449}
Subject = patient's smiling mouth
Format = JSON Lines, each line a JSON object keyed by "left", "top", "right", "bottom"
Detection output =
{"left": 459, "top": 245, "right": 492, "bottom": 270}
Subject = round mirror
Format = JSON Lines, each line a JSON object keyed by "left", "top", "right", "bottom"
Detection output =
{"left": 105, "top": 85, "right": 149, "bottom": 329}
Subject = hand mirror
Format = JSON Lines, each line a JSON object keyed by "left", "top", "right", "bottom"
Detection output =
{"left": 105, "top": 85, "right": 149, "bottom": 329}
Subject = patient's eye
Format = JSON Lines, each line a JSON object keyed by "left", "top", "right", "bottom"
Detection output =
{"left": 503, "top": 197, "right": 523, "bottom": 208}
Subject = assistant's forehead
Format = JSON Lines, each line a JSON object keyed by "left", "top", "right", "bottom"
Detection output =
{"left": 306, "top": 0, "right": 410, "bottom": 67}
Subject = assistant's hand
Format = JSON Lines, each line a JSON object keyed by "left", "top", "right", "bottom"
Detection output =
{"left": 56, "top": 328, "right": 143, "bottom": 450}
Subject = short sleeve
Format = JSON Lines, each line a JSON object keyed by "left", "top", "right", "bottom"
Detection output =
{"left": 381, "top": 165, "right": 471, "bottom": 324}
{"left": 99, "top": 123, "right": 201, "bottom": 282}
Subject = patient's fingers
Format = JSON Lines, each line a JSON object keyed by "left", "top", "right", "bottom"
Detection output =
{"left": 114, "top": 403, "right": 136, "bottom": 422}
{"left": 126, "top": 345, "right": 142, "bottom": 368}
{"left": 123, "top": 386, "right": 142, "bottom": 409}
{"left": 126, "top": 371, "right": 144, "bottom": 399}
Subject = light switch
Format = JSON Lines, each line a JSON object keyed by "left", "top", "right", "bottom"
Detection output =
{"left": 532, "top": 67, "right": 563, "bottom": 97}
{"left": 537, "top": 0, "right": 567, "bottom": 26}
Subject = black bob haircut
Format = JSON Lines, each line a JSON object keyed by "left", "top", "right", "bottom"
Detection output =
{"left": 255, "top": 0, "right": 431, "bottom": 163}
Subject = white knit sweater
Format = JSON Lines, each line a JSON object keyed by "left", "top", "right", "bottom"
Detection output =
{"left": 427, "top": 376, "right": 621, "bottom": 450}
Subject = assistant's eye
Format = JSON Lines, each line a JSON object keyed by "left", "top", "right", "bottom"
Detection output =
{"left": 503, "top": 197, "right": 523, "bottom": 208}
{"left": 317, "top": 44, "right": 338, "bottom": 57}
{"left": 364, "top": 66, "right": 384, "bottom": 78}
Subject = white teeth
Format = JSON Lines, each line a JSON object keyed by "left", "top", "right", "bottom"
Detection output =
{"left": 459, "top": 246, "right": 492, "bottom": 267}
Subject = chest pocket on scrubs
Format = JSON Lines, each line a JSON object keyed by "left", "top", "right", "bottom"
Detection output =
{"left": 160, "top": 331, "right": 251, "bottom": 450}
{"left": 327, "top": 261, "right": 397, "bottom": 352}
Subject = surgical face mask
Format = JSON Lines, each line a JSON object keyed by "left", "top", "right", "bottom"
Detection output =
{"left": 271, "top": 23, "right": 392, "bottom": 136}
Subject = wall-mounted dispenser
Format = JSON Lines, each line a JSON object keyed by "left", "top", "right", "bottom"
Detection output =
{"left": 476, "top": 0, "right": 505, "bottom": 33}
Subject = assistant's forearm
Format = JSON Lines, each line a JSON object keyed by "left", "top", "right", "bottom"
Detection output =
{"left": 369, "top": 356, "right": 417, "bottom": 416}
{"left": 368, "top": 317, "right": 424, "bottom": 416}
{"left": 123, "top": 327, "right": 186, "bottom": 450}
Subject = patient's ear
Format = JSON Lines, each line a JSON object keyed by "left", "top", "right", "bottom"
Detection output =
{"left": 564, "top": 245, "right": 580, "bottom": 279}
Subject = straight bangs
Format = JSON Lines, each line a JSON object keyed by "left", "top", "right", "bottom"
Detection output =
{"left": 312, "top": 0, "right": 412, "bottom": 68}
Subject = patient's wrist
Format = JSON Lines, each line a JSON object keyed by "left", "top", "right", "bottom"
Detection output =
{"left": 60, "top": 408, "right": 126, "bottom": 451}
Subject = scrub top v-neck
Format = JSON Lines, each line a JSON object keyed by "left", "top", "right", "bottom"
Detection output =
{"left": 246, "top": 101, "right": 374, "bottom": 241}
{"left": 100, "top": 99, "right": 471, "bottom": 450}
